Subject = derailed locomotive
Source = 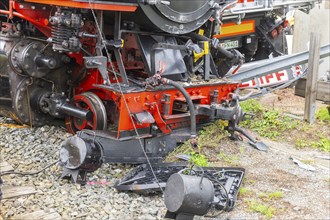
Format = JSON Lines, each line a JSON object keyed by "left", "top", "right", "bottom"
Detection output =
{"left": 0, "top": 0, "right": 319, "bottom": 180}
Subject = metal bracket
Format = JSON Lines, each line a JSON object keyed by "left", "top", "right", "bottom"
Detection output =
{"left": 133, "top": 111, "right": 155, "bottom": 125}
{"left": 84, "top": 56, "right": 110, "bottom": 85}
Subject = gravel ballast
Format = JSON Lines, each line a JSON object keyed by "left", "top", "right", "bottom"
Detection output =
{"left": 0, "top": 117, "right": 166, "bottom": 219}
{"left": 1, "top": 116, "right": 329, "bottom": 219}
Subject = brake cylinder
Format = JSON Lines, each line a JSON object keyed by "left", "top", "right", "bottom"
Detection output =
{"left": 164, "top": 173, "right": 215, "bottom": 216}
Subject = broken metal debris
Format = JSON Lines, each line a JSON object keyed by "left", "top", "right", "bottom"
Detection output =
{"left": 175, "top": 154, "right": 191, "bottom": 161}
{"left": 115, "top": 163, "right": 188, "bottom": 194}
{"left": 115, "top": 163, "right": 245, "bottom": 218}
{"left": 315, "top": 155, "right": 330, "bottom": 160}
{"left": 165, "top": 167, "right": 245, "bottom": 219}
{"left": 290, "top": 157, "right": 316, "bottom": 172}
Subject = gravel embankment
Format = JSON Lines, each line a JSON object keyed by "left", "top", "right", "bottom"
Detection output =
{"left": 0, "top": 117, "right": 166, "bottom": 219}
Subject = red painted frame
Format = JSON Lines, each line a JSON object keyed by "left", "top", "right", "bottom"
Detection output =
{"left": 1, "top": 0, "right": 240, "bottom": 137}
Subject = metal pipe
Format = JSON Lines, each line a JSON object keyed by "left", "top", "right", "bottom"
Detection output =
{"left": 163, "top": 79, "right": 197, "bottom": 138}
{"left": 188, "top": 33, "right": 235, "bottom": 59}
{"left": 35, "top": 56, "right": 57, "bottom": 69}
{"left": 58, "top": 103, "right": 93, "bottom": 121}
{"left": 229, "top": 5, "right": 265, "bottom": 13}
{"left": 229, "top": 7, "right": 272, "bottom": 15}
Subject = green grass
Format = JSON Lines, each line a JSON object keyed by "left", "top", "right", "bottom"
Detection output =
{"left": 190, "top": 152, "right": 209, "bottom": 167}
{"left": 165, "top": 120, "right": 229, "bottom": 165}
{"left": 218, "top": 152, "right": 239, "bottom": 166}
{"left": 197, "top": 120, "right": 228, "bottom": 148}
{"left": 239, "top": 187, "right": 254, "bottom": 197}
{"left": 258, "top": 191, "right": 284, "bottom": 200}
{"left": 295, "top": 138, "right": 309, "bottom": 149}
{"left": 247, "top": 200, "right": 276, "bottom": 219}
{"left": 165, "top": 140, "right": 193, "bottom": 162}
{"left": 296, "top": 137, "right": 330, "bottom": 152}
{"left": 241, "top": 99, "right": 298, "bottom": 139}
{"left": 311, "top": 137, "right": 330, "bottom": 152}
{"left": 240, "top": 99, "right": 263, "bottom": 113}
{"left": 316, "top": 107, "right": 330, "bottom": 122}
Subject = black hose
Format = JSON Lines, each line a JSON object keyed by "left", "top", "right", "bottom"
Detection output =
{"left": 188, "top": 32, "right": 235, "bottom": 59}
{"left": 215, "top": 46, "right": 235, "bottom": 59}
{"left": 188, "top": 32, "right": 210, "bottom": 41}
{"left": 164, "top": 79, "right": 197, "bottom": 137}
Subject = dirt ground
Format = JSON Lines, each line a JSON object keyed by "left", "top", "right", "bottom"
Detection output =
{"left": 202, "top": 88, "right": 330, "bottom": 219}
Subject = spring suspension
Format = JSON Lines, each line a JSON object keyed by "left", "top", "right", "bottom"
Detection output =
{"left": 48, "top": 9, "right": 83, "bottom": 52}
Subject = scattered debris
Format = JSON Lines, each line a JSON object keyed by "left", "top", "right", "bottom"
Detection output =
{"left": 164, "top": 167, "right": 245, "bottom": 219}
{"left": 175, "top": 154, "right": 191, "bottom": 161}
{"left": 290, "top": 157, "right": 316, "bottom": 171}
{"left": 116, "top": 162, "right": 245, "bottom": 219}
{"left": 315, "top": 155, "right": 330, "bottom": 160}
{"left": 115, "top": 163, "right": 188, "bottom": 194}
{"left": 284, "top": 113, "right": 304, "bottom": 120}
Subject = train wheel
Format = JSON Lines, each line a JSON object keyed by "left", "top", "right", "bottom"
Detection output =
{"left": 65, "top": 92, "right": 107, "bottom": 134}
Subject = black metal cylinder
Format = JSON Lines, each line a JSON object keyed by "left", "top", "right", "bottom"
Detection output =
{"left": 164, "top": 173, "right": 214, "bottom": 216}
{"left": 35, "top": 56, "right": 57, "bottom": 69}
{"left": 58, "top": 103, "right": 92, "bottom": 121}
{"left": 60, "top": 136, "right": 103, "bottom": 172}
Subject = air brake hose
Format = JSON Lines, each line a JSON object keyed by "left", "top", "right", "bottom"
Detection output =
{"left": 163, "top": 78, "right": 197, "bottom": 139}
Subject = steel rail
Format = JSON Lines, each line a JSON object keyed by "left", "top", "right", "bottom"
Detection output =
{"left": 226, "top": 44, "right": 330, "bottom": 82}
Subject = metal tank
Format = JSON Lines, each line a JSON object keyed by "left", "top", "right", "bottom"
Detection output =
{"left": 136, "top": 0, "right": 220, "bottom": 34}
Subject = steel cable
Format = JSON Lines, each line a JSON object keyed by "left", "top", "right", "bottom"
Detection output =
{"left": 88, "top": 0, "right": 164, "bottom": 193}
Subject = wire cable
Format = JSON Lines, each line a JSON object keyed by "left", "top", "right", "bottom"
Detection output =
{"left": 88, "top": 1, "right": 164, "bottom": 193}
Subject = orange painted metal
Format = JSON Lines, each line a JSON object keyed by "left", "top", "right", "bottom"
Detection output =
{"left": 214, "top": 20, "right": 255, "bottom": 39}
{"left": 0, "top": 9, "right": 51, "bottom": 35}
{"left": 23, "top": 0, "right": 138, "bottom": 12}
{"left": 89, "top": 82, "right": 238, "bottom": 138}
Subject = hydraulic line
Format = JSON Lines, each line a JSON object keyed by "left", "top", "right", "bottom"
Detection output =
{"left": 163, "top": 79, "right": 197, "bottom": 138}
